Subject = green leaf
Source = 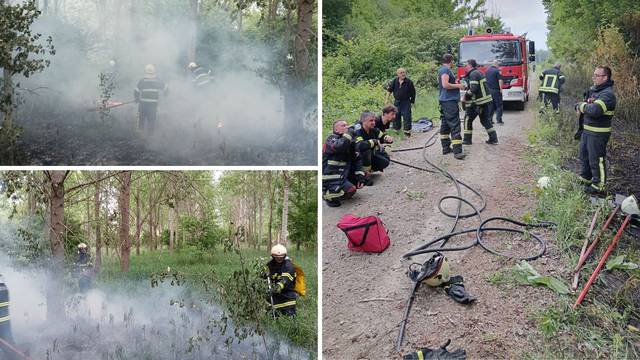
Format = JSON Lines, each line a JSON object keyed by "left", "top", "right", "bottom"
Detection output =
{"left": 606, "top": 255, "right": 639, "bottom": 271}
{"left": 514, "top": 261, "right": 570, "bottom": 294}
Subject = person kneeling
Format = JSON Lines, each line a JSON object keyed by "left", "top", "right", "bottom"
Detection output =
{"left": 355, "top": 112, "right": 393, "bottom": 186}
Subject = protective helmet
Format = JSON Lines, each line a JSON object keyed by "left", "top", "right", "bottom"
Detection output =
{"left": 108, "top": 59, "right": 116, "bottom": 67}
{"left": 409, "top": 253, "right": 450, "bottom": 287}
{"left": 271, "top": 244, "right": 287, "bottom": 257}
{"left": 144, "top": 64, "right": 156, "bottom": 75}
{"left": 188, "top": 62, "right": 197, "bottom": 70}
{"left": 78, "top": 243, "right": 88, "bottom": 249}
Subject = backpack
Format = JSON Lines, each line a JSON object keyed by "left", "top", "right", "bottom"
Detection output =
{"left": 337, "top": 214, "right": 391, "bottom": 253}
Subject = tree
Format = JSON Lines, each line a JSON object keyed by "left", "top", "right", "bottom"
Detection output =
{"left": 280, "top": 170, "right": 289, "bottom": 245}
{"left": 118, "top": 171, "right": 132, "bottom": 272}
{"left": 0, "top": 0, "right": 55, "bottom": 150}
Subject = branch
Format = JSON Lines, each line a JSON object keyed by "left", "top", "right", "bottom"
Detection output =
{"left": 66, "top": 171, "right": 126, "bottom": 194}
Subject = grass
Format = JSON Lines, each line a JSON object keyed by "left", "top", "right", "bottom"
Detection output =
{"left": 522, "top": 106, "right": 640, "bottom": 359}
{"left": 97, "top": 246, "right": 317, "bottom": 354}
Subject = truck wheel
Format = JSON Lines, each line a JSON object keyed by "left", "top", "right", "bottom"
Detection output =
{"left": 514, "top": 101, "right": 525, "bottom": 111}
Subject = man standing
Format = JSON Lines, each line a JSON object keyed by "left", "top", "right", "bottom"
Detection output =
{"left": 75, "top": 243, "right": 93, "bottom": 292}
{"left": 385, "top": 68, "right": 416, "bottom": 137}
{"left": 187, "top": 62, "right": 213, "bottom": 88}
{"left": 575, "top": 65, "right": 616, "bottom": 194}
{"left": 539, "top": 63, "right": 565, "bottom": 113}
{"left": 134, "top": 64, "right": 168, "bottom": 135}
{"left": 322, "top": 119, "right": 365, "bottom": 207}
{"left": 375, "top": 105, "right": 398, "bottom": 132}
{"left": 355, "top": 111, "right": 393, "bottom": 184}
{"left": 264, "top": 244, "right": 297, "bottom": 316}
{"left": 485, "top": 60, "right": 504, "bottom": 124}
{"left": 438, "top": 54, "right": 467, "bottom": 160}
{"left": 462, "top": 59, "right": 498, "bottom": 145}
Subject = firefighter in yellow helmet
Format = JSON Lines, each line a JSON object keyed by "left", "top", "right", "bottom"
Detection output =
{"left": 263, "top": 244, "right": 297, "bottom": 316}
{"left": 134, "top": 64, "right": 168, "bottom": 135}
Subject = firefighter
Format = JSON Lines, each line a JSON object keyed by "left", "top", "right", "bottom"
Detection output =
{"left": 322, "top": 119, "right": 365, "bottom": 207}
{"left": 438, "top": 54, "right": 467, "bottom": 160}
{"left": 485, "top": 59, "right": 504, "bottom": 124}
{"left": 187, "top": 62, "right": 213, "bottom": 88}
{"left": 134, "top": 64, "right": 168, "bottom": 135}
{"left": 575, "top": 65, "right": 616, "bottom": 195}
{"left": 355, "top": 111, "right": 393, "bottom": 184}
{"left": 462, "top": 59, "right": 498, "bottom": 145}
{"left": 264, "top": 244, "right": 297, "bottom": 316}
{"left": 374, "top": 105, "right": 398, "bottom": 132}
{"left": 539, "top": 63, "right": 565, "bottom": 113}
{"left": 75, "top": 243, "right": 93, "bottom": 292}
{"left": 385, "top": 68, "right": 416, "bottom": 137}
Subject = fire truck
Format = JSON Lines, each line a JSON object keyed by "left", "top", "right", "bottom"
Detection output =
{"left": 457, "top": 28, "right": 535, "bottom": 110}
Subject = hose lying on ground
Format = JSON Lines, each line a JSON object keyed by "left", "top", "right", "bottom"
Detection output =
{"left": 389, "top": 131, "right": 556, "bottom": 261}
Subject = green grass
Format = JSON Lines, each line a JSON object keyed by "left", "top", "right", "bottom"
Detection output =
{"left": 523, "top": 107, "right": 640, "bottom": 359}
{"left": 97, "top": 246, "right": 317, "bottom": 354}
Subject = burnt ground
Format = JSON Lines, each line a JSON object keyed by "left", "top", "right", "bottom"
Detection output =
{"left": 322, "top": 101, "right": 568, "bottom": 359}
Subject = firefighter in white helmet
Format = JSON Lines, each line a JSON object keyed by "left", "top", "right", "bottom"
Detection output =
{"left": 134, "top": 64, "right": 168, "bottom": 135}
{"left": 187, "top": 61, "right": 213, "bottom": 88}
{"left": 263, "top": 244, "right": 297, "bottom": 316}
{"left": 75, "top": 243, "right": 94, "bottom": 292}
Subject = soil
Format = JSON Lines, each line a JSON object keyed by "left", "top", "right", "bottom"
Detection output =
{"left": 322, "top": 101, "right": 567, "bottom": 359}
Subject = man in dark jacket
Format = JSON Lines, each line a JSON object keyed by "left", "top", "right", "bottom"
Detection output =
{"left": 134, "top": 64, "right": 168, "bottom": 135}
{"left": 75, "top": 243, "right": 93, "bottom": 292}
{"left": 575, "top": 65, "right": 616, "bottom": 194}
{"left": 462, "top": 59, "right": 498, "bottom": 145}
{"left": 539, "top": 63, "right": 565, "bottom": 113}
{"left": 355, "top": 111, "right": 393, "bottom": 184}
{"left": 385, "top": 68, "right": 416, "bottom": 137}
{"left": 375, "top": 105, "right": 398, "bottom": 132}
{"left": 485, "top": 60, "right": 504, "bottom": 124}
{"left": 322, "top": 119, "right": 365, "bottom": 207}
{"left": 265, "top": 244, "right": 297, "bottom": 316}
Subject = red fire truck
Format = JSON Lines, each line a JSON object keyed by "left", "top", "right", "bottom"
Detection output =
{"left": 457, "top": 28, "right": 535, "bottom": 110}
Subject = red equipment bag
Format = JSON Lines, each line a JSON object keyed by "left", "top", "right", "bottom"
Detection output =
{"left": 337, "top": 214, "right": 391, "bottom": 253}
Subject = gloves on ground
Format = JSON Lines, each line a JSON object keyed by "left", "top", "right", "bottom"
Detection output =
{"left": 403, "top": 340, "right": 466, "bottom": 360}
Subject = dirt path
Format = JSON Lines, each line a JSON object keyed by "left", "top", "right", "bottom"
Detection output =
{"left": 322, "top": 98, "right": 565, "bottom": 359}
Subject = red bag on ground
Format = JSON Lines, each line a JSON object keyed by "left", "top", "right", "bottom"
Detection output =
{"left": 337, "top": 214, "right": 390, "bottom": 253}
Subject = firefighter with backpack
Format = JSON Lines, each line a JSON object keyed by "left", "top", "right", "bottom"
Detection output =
{"left": 263, "top": 244, "right": 305, "bottom": 317}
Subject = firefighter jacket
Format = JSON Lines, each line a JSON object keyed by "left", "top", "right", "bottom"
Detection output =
{"left": 463, "top": 68, "right": 492, "bottom": 106}
{"left": 267, "top": 258, "right": 297, "bottom": 303}
{"left": 354, "top": 126, "right": 391, "bottom": 154}
{"left": 322, "top": 130, "right": 364, "bottom": 197}
{"left": 191, "top": 66, "right": 213, "bottom": 87}
{"left": 577, "top": 79, "right": 616, "bottom": 136}
{"left": 76, "top": 251, "right": 92, "bottom": 270}
{"left": 134, "top": 77, "right": 168, "bottom": 104}
{"left": 539, "top": 68, "right": 565, "bottom": 94}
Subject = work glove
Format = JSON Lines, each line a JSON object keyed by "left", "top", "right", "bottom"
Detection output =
{"left": 403, "top": 340, "right": 466, "bottom": 360}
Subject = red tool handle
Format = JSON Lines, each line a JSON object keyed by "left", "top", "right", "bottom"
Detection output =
{"left": 573, "top": 215, "right": 631, "bottom": 308}
{"left": 574, "top": 205, "right": 620, "bottom": 271}
{"left": 0, "top": 338, "right": 31, "bottom": 360}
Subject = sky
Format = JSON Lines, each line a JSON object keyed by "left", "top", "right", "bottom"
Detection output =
{"left": 483, "top": 0, "right": 549, "bottom": 50}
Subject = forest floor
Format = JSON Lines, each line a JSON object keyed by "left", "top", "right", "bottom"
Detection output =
{"left": 320, "top": 81, "right": 640, "bottom": 359}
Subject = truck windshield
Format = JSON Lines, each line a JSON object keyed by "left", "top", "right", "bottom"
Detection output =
{"left": 458, "top": 40, "right": 521, "bottom": 66}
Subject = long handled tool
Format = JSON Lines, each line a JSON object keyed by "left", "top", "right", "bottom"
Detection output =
{"left": 86, "top": 99, "right": 136, "bottom": 112}
{"left": 266, "top": 276, "right": 276, "bottom": 320}
{"left": 572, "top": 207, "right": 601, "bottom": 290}
{"left": 0, "top": 338, "right": 31, "bottom": 360}
{"left": 572, "top": 204, "right": 620, "bottom": 276}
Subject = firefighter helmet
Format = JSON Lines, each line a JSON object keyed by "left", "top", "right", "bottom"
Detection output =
{"left": 188, "top": 62, "right": 197, "bottom": 70}
{"left": 271, "top": 244, "right": 287, "bottom": 257}
{"left": 78, "top": 243, "right": 88, "bottom": 249}
{"left": 409, "top": 253, "right": 450, "bottom": 287}
{"left": 144, "top": 64, "right": 156, "bottom": 76}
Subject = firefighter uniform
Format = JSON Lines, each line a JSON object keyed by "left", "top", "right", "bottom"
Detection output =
{"left": 576, "top": 79, "right": 616, "bottom": 193}
{"left": 134, "top": 76, "right": 168, "bottom": 135}
{"left": 355, "top": 126, "right": 391, "bottom": 173}
{"left": 190, "top": 66, "right": 213, "bottom": 88}
{"left": 539, "top": 67, "right": 565, "bottom": 112}
{"left": 266, "top": 257, "right": 297, "bottom": 316}
{"left": 322, "top": 130, "right": 364, "bottom": 206}
{"left": 462, "top": 68, "right": 497, "bottom": 145}
{"left": 437, "top": 65, "right": 463, "bottom": 156}
{"left": 485, "top": 64, "right": 504, "bottom": 124}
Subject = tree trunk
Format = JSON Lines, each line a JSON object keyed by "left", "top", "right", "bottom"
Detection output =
{"left": 135, "top": 184, "right": 141, "bottom": 255}
{"left": 46, "top": 170, "right": 67, "bottom": 321}
{"left": 168, "top": 205, "right": 175, "bottom": 252}
{"left": 258, "top": 174, "right": 264, "bottom": 249}
{"left": 188, "top": 0, "right": 198, "bottom": 61}
{"left": 267, "top": 172, "right": 275, "bottom": 251}
{"left": 118, "top": 171, "right": 132, "bottom": 272}
{"left": 294, "top": 0, "right": 314, "bottom": 81}
{"left": 280, "top": 171, "right": 289, "bottom": 245}
{"left": 94, "top": 181, "right": 102, "bottom": 272}
{"left": 2, "top": 68, "right": 13, "bottom": 130}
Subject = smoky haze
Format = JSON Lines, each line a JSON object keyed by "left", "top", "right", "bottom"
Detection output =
{"left": 0, "top": 217, "right": 310, "bottom": 360}
{"left": 11, "top": 1, "right": 316, "bottom": 165}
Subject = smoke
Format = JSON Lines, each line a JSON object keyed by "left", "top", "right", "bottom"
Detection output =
{"left": 0, "top": 218, "right": 310, "bottom": 360}
{"left": 10, "top": 1, "right": 316, "bottom": 165}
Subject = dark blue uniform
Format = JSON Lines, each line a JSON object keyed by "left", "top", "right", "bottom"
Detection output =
{"left": 266, "top": 258, "right": 297, "bottom": 316}
{"left": 134, "top": 77, "right": 168, "bottom": 135}
{"left": 322, "top": 130, "right": 364, "bottom": 206}
{"left": 462, "top": 68, "right": 497, "bottom": 145}
{"left": 577, "top": 79, "right": 616, "bottom": 192}
{"left": 354, "top": 127, "right": 391, "bottom": 173}
{"left": 387, "top": 77, "right": 416, "bottom": 135}
{"left": 485, "top": 65, "right": 504, "bottom": 123}
{"left": 539, "top": 68, "right": 565, "bottom": 112}
{"left": 437, "top": 66, "right": 463, "bottom": 155}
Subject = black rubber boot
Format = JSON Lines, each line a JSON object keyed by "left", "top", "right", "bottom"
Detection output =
{"left": 462, "top": 134, "right": 472, "bottom": 145}
{"left": 442, "top": 147, "right": 453, "bottom": 155}
{"left": 325, "top": 200, "right": 341, "bottom": 207}
{"left": 486, "top": 131, "right": 498, "bottom": 145}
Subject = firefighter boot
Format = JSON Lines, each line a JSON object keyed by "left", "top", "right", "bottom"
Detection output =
{"left": 462, "top": 133, "right": 472, "bottom": 145}
{"left": 486, "top": 130, "right": 498, "bottom": 145}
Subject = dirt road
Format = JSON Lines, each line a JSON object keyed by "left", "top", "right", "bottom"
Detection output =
{"left": 322, "top": 99, "right": 565, "bottom": 359}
